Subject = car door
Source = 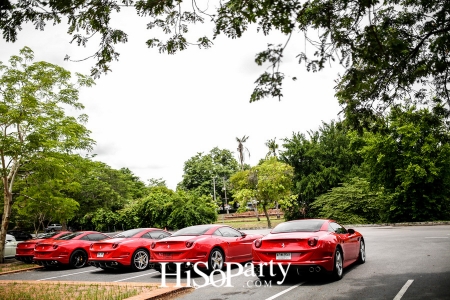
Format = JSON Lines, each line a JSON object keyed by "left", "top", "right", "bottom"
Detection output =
{"left": 216, "top": 227, "right": 249, "bottom": 260}
{"left": 329, "top": 222, "right": 358, "bottom": 260}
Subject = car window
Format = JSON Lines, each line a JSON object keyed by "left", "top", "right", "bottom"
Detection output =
{"left": 113, "top": 228, "right": 147, "bottom": 238}
{"left": 172, "top": 225, "right": 215, "bottom": 236}
{"left": 272, "top": 220, "right": 326, "bottom": 233}
{"left": 329, "top": 222, "right": 348, "bottom": 234}
{"left": 56, "top": 232, "right": 84, "bottom": 240}
{"left": 212, "top": 229, "right": 223, "bottom": 236}
{"left": 90, "top": 233, "right": 109, "bottom": 241}
{"left": 148, "top": 231, "right": 170, "bottom": 240}
{"left": 218, "top": 227, "right": 241, "bottom": 237}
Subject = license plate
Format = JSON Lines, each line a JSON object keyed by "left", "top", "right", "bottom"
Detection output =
{"left": 276, "top": 253, "right": 291, "bottom": 260}
{"left": 97, "top": 252, "right": 104, "bottom": 258}
{"left": 162, "top": 253, "right": 172, "bottom": 258}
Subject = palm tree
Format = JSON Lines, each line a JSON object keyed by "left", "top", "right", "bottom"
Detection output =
{"left": 265, "top": 138, "right": 279, "bottom": 158}
{"left": 236, "top": 135, "right": 250, "bottom": 170}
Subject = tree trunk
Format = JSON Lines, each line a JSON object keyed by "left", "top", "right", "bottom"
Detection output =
{"left": 263, "top": 204, "right": 271, "bottom": 228}
{"left": 253, "top": 203, "right": 260, "bottom": 221}
{"left": 275, "top": 201, "right": 280, "bottom": 219}
{"left": 0, "top": 177, "right": 13, "bottom": 263}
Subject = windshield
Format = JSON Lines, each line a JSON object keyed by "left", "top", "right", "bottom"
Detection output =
{"left": 172, "top": 225, "right": 214, "bottom": 237}
{"left": 271, "top": 220, "right": 326, "bottom": 233}
{"left": 55, "top": 232, "right": 84, "bottom": 240}
{"left": 113, "top": 228, "right": 147, "bottom": 238}
{"left": 36, "top": 232, "right": 59, "bottom": 239}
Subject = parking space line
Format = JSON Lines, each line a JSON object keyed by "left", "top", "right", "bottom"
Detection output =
{"left": 113, "top": 271, "right": 158, "bottom": 282}
{"left": 37, "top": 270, "right": 93, "bottom": 281}
{"left": 393, "top": 280, "right": 414, "bottom": 300}
{"left": 264, "top": 282, "right": 305, "bottom": 300}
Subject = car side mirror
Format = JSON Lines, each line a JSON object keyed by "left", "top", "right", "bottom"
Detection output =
{"left": 240, "top": 232, "right": 247, "bottom": 238}
{"left": 347, "top": 229, "right": 355, "bottom": 234}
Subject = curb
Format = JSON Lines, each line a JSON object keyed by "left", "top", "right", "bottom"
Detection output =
{"left": 0, "top": 280, "right": 193, "bottom": 300}
{"left": 0, "top": 265, "right": 43, "bottom": 275}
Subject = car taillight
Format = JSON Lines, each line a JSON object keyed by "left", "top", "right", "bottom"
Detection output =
{"left": 53, "top": 244, "right": 58, "bottom": 249}
{"left": 112, "top": 243, "right": 119, "bottom": 249}
{"left": 185, "top": 241, "right": 194, "bottom": 248}
{"left": 308, "top": 236, "right": 319, "bottom": 247}
{"left": 254, "top": 239, "right": 262, "bottom": 248}
{"left": 150, "top": 242, "right": 156, "bottom": 249}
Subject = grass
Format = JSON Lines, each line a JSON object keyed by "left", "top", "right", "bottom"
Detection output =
{"left": 215, "top": 215, "right": 285, "bottom": 229}
{"left": 0, "top": 261, "right": 37, "bottom": 273}
{"left": 0, "top": 282, "right": 157, "bottom": 300}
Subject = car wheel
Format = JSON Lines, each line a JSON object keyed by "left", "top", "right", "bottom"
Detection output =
{"left": 131, "top": 249, "right": 149, "bottom": 272}
{"left": 357, "top": 239, "right": 366, "bottom": 264}
{"left": 331, "top": 247, "right": 344, "bottom": 281}
{"left": 69, "top": 250, "right": 88, "bottom": 268}
{"left": 208, "top": 248, "right": 224, "bottom": 272}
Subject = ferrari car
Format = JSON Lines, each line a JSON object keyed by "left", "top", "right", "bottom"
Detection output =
{"left": 150, "top": 224, "right": 264, "bottom": 273}
{"left": 252, "top": 219, "right": 365, "bottom": 281}
{"left": 33, "top": 231, "right": 110, "bottom": 269}
{"left": 15, "top": 231, "right": 71, "bottom": 263}
{"left": 88, "top": 228, "right": 171, "bottom": 271}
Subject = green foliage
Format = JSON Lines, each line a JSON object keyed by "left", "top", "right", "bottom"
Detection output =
{"left": 230, "top": 157, "right": 293, "bottom": 228}
{"left": 0, "top": 47, "right": 94, "bottom": 260}
{"left": 178, "top": 147, "right": 239, "bottom": 207}
{"left": 117, "top": 186, "right": 217, "bottom": 230}
{"left": 280, "top": 121, "right": 361, "bottom": 219}
{"left": 311, "top": 177, "right": 383, "bottom": 225}
{"left": 359, "top": 100, "right": 450, "bottom": 222}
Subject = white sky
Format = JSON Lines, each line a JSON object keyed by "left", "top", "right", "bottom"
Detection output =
{"left": 1, "top": 7, "right": 343, "bottom": 190}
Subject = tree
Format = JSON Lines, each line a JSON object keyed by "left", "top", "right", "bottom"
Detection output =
{"left": 359, "top": 100, "right": 450, "bottom": 222}
{"left": 231, "top": 157, "right": 293, "bottom": 228}
{"left": 311, "top": 177, "right": 383, "bottom": 225}
{"left": 178, "top": 147, "right": 239, "bottom": 208}
{"left": 236, "top": 136, "right": 250, "bottom": 170}
{"left": 279, "top": 121, "right": 361, "bottom": 219}
{"left": 3, "top": 1, "right": 448, "bottom": 125}
{"left": 265, "top": 138, "right": 279, "bottom": 158}
{"left": 0, "top": 47, "right": 94, "bottom": 261}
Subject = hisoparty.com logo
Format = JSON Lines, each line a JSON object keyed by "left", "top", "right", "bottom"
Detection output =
{"left": 159, "top": 261, "right": 291, "bottom": 288}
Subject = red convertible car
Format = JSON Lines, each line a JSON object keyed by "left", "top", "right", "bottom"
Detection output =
{"left": 89, "top": 228, "right": 171, "bottom": 271}
{"left": 15, "top": 231, "right": 70, "bottom": 263}
{"left": 34, "top": 231, "right": 110, "bottom": 269}
{"left": 252, "top": 219, "right": 365, "bottom": 280}
{"left": 150, "top": 224, "right": 264, "bottom": 273}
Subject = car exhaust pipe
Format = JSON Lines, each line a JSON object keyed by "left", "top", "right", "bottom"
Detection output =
{"left": 309, "top": 267, "right": 315, "bottom": 273}
{"left": 315, "top": 266, "right": 321, "bottom": 272}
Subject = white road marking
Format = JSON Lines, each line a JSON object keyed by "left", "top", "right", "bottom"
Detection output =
{"left": 393, "top": 280, "right": 414, "bottom": 300}
{"left": 264, "top": 282, "right": 305, "bottom": 300}
{"left": 113, "top": 271, "right": 158, "bottom": 282}
{"left": 424, "top": 237, "right": 449, "bottom": 238}
{"left": 37, "top": 270, "right": 93, "bottom": 281}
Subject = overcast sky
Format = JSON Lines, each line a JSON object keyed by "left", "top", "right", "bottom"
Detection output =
{"left": 1, "top": 7, "right": 344, "bottom": 190}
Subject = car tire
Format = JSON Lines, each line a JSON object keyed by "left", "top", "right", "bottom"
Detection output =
{"left": 357, "top": 239, "right": 366, "bottom": 264}
{"left": 131, "top": 249, "right": 149, "bottom": 272}
{"left": 208, "top": 248, "right": 224, "bottom": 272}
{"left": 69, "top": 249, "right": 88, "bottom": 268}
{"left": 331, "top": 247, "right": 344, "bottom": 281}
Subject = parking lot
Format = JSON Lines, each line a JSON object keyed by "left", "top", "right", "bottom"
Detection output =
{"left": 1, "top": 225, "right": 449, "bottom": 300}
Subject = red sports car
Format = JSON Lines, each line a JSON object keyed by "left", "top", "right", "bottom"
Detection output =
{"left": 252, "top": 219, "right": 365, "bottom": 281}
{"left": 150, "top": 224, "right": 264, "bottom": 273}
{"left": 34, "top": 231, "right": 110, "bottom": 269}
{"left": 15, "top": 231, "right": 70, "bottom": 263}
{"left": 88, "top": 228, "right": 171, "bottom": 271}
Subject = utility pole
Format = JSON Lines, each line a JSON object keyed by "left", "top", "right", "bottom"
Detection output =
{"left": 213, "top": 177, "right": 216, "bottom": 203}
{"left": 223, "top": 177, "right": 229, "bottom": 214}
